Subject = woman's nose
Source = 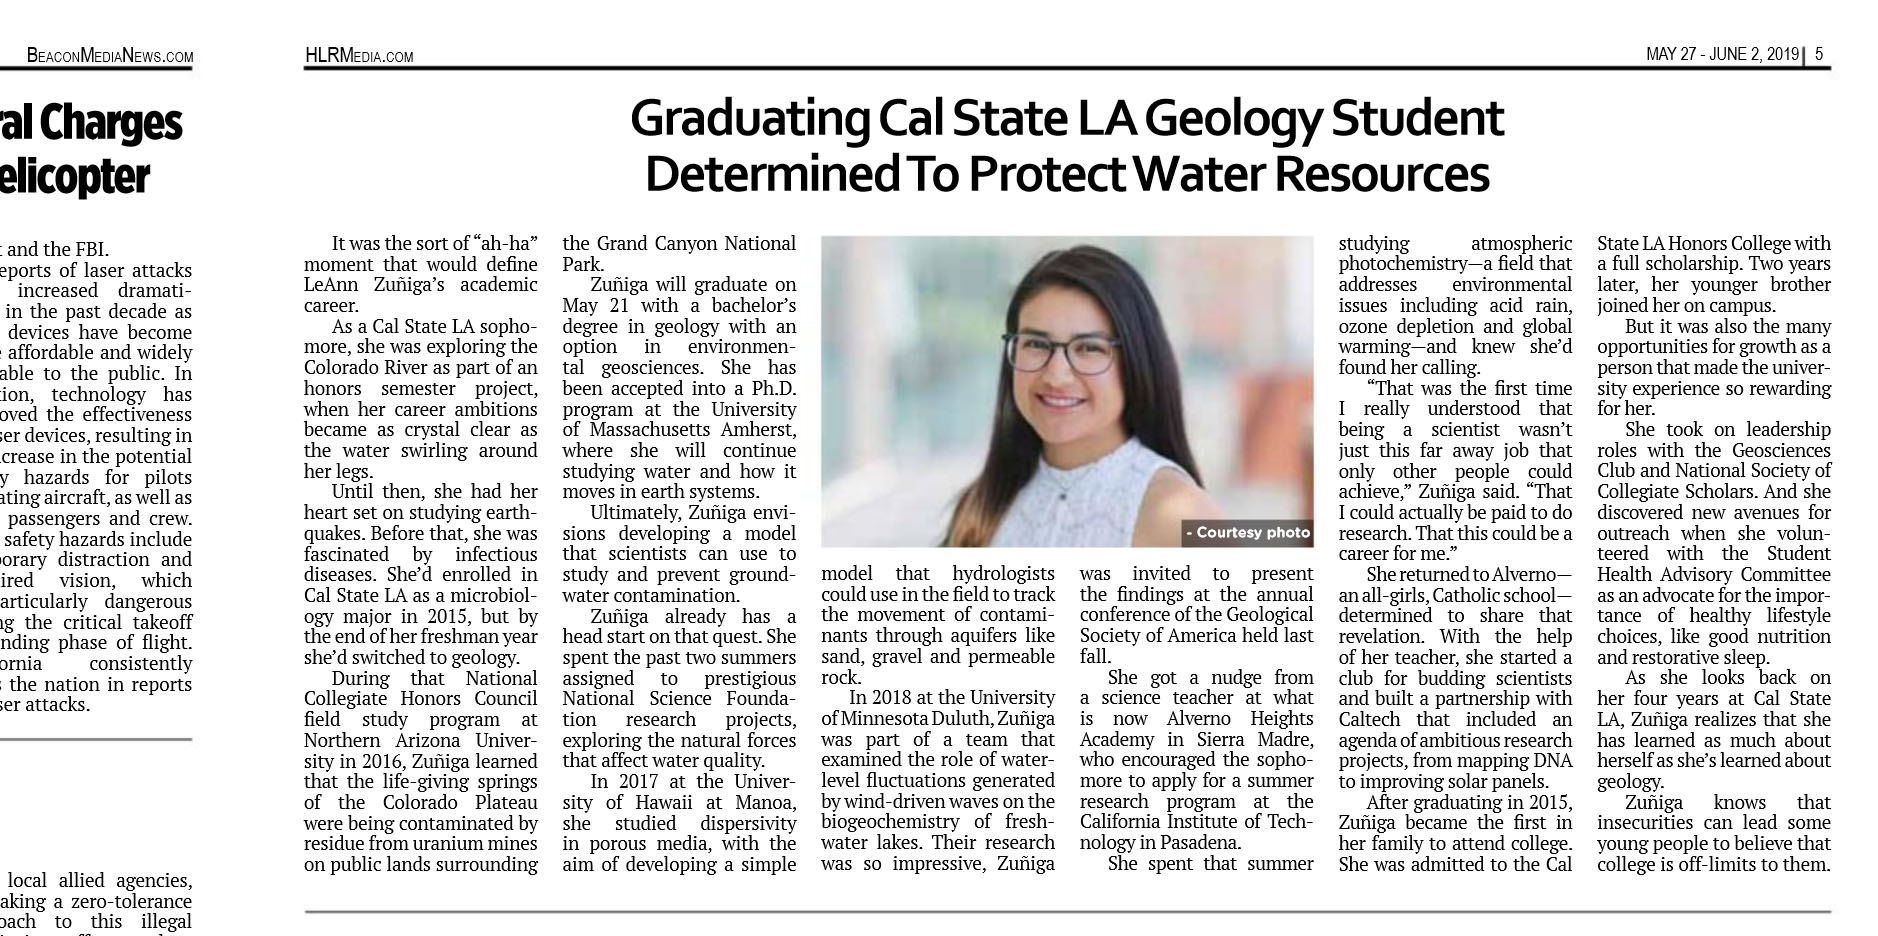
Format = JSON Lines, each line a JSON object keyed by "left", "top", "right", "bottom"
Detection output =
{"left": 1041, "top": 344, "right": 1078, "bottom": 379}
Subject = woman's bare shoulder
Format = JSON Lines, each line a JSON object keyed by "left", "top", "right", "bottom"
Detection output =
{"left": 1132, "top": 467, "right": 1221, "bottom": 547}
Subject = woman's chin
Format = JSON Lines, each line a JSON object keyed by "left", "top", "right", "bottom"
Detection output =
{"left": 1023, "top": 414, "right": 1088, "bottom": 446}
{"left": 1027, "top": 418, "right": 1123, "bottom": 453}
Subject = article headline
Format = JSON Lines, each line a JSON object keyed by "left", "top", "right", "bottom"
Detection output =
{"left": 0, "top": 103, "right": 183, "bottom": 199}
{"left": 634, "top": 96, "right": 1506, "bottom": 194}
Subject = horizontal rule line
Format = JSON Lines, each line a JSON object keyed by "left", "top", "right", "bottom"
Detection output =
{"left": 0, "top": 66, "right": 191, "bottom": 72}
{"left": 301, "top": 64, "right": 1828, "bottom": 72}
{"left": 305, "top": 909, "right": 1832, "bottom": 915}
{"left": 0, "top": 737, "right": 192, "bottom": 742}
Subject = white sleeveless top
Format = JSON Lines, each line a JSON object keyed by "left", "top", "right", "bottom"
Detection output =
{"left": 990, "top": 437, "right": 1189, "bottom": 547}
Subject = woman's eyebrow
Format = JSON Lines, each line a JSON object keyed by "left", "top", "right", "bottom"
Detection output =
{"left": 1016, "top": 327, "right": 1115, "bottom": 339}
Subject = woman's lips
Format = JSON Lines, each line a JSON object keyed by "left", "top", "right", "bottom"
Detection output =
{"left": 1035, "top": 392, "right": 1085, "bottom": 411}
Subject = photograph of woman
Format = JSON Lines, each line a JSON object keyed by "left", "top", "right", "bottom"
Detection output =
{"left": 943, "top": 246, "right": 1220, "bottom": 547}
{"left": 822, "top": 236, "right": 1311, "bottom": 548}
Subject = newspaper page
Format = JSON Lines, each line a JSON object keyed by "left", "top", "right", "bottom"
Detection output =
{"left": 0, "top": 3, "right": 1868, "bottom": 936}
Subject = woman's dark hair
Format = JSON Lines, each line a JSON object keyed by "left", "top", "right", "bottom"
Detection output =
{"left": 944, "top": 245, "right": 1201, "bottom": 547}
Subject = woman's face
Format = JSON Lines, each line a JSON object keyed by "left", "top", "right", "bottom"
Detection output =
{"left": 1010, "top": 286, "right": 1127, "bottom": 464}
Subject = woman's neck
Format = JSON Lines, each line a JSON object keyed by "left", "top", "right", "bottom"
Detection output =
{"left": 1041, "top": 427, "right": 1129, "bottom": 470}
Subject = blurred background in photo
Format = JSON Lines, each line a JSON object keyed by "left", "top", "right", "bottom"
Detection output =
{"left": 822, "top": 236, "right": 1313, "bottom": 547}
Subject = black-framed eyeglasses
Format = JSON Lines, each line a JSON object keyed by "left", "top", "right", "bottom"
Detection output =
{"left": 1003, "top": 332, "right": 1121, "bottom": 375}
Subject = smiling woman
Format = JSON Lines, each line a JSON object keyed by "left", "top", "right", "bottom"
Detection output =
{"left": 943, "top": 246, "right": 1219, "bottom": 547}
